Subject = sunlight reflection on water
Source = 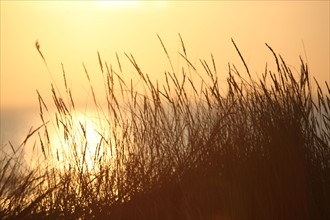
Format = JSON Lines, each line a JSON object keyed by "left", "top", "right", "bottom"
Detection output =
{"left": 0, "top": 107, "right": 119, "bottom": 172}
{"left": 50, "top": 110, "right": 110, "bottom": 172}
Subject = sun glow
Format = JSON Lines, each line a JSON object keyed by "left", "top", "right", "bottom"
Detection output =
{"left": 96, "top": 1, "right": 140, "bottom": 10}
{"left": 50, "top": 111, "right": 110, "bottom": 172}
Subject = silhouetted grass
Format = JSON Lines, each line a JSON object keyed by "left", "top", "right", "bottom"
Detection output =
{"left": 1, "top": 36, "right": 329, "bottom": 219}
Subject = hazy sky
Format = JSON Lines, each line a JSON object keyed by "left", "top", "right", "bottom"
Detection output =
{"left": 1, "top": 1, "right": 329, "bottom": 109}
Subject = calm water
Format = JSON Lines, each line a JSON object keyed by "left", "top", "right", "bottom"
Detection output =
{"left": 1, "top": 107, "right": 103, "bottom": 145}
{"left": 1, "top": 107, "right": 113, "bottom": 171}
{"left": 0, "top": 108, "right": 41, "bottom": 167}
{"left": 1, "top": 108, "right": 41, "bottom": 148}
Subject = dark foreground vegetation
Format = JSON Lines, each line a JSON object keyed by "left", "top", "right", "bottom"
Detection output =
{"left": 1, "top": 36, "right": 329, "bottom": 219}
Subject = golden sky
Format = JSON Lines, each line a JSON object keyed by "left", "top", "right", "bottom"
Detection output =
{"left": 1, "top": 1, "right": 329, "bottom": 109}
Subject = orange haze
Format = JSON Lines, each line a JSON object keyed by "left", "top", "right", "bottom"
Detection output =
{"left": 1, "top": 1, "right": 329, "bottom": 109}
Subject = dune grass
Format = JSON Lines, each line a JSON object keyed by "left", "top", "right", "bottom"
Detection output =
{"left": 0, "top": 36, "right": 329, "bottom": 219}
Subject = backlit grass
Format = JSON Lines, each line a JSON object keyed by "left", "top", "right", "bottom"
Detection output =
{"left": 1, "top": 36, "right": 329, "bottom": 219}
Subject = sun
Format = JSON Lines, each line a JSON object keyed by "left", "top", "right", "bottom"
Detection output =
{"left": 96, "top": 1, "right": 140, "bottom": 10}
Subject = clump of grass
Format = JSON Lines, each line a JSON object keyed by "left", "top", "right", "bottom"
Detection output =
{"left": 0, "top": 35, "right": 329, "bottom": 219}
